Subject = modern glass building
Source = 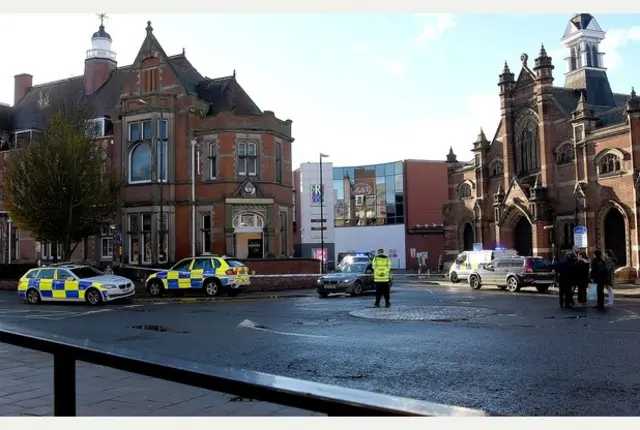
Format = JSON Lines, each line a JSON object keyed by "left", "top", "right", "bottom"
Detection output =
{"left": 332, "top": 161, "right": 405, "bottom": 227}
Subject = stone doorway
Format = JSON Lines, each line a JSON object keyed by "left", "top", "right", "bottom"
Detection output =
{"left": 603, "top": 207, "right": 627, "bottom": 267}
{"left": 462, "top": 222, "right": 474, "bottom": 251}
{"left": 514, "top": 217, "right": 533, "bottom": 257}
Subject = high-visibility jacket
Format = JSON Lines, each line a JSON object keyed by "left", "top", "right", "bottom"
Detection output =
{"left": 372, "top": 254, "right": 392, "bottom": 282}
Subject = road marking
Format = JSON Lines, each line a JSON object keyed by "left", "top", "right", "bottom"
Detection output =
{"left": 122, "top": 304, "right": 143, "bottom": 309}
{"left": 610, "top": 308, "right": 640, "bottom": 323}
{"left": 238, "top": 319, "right": 329, "bottom": 339}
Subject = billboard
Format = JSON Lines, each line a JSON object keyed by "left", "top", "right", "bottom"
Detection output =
{"left": 310, "top": 184, "right": 325, "bottom": 206}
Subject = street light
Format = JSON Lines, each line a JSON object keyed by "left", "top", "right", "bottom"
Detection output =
{"left": 137, "top": 99, "right": 166, "bottom": 264}
{"left": 319, "top": 153, "right": 329, "bottom": 274}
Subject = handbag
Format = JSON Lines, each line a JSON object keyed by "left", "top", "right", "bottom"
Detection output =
{"left": 587, "top": 283, "right": 597, "bottom": 301}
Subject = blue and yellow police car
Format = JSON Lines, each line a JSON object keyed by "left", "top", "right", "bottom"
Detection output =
{"left": 145, "top": 255, "right": 251, "bottom": 297}
{"left": 18, "top": 264, "right": 136, "bottom": 306}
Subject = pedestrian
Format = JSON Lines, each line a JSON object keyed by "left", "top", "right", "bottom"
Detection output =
{"left": 589, "top": 249, "right": 607, "bottom": 310}
{"left": 552, "top": 252, "right": 576, "bottom": 309}
{"left": 575, "top": 251, "right": 590, "bottom": 307}
{"left": 372, "top": 248, "right": 392, "bottom": 308}
{"left": 604, "top": 249, "right": 617, "bottom": 307}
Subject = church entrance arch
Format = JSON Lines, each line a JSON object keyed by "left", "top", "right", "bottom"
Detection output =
{"left": 462, "top": 222, "right": 474, "bottom": 251}
{"left": 514, "top": 217, "right": 533, "bottom": 257}
{"left": 603, "top": 207, "right": 627, "bottom": 267}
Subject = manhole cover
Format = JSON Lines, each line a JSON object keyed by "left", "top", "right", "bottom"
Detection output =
{"left": 129, "top": 325, "right": 189, "bottom": 333}
{"left": 349, "top": 305, "right": 495, "bottom": 321}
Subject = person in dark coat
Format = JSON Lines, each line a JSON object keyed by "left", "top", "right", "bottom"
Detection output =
{"left": 590, "top": 249, "right": 607, "bottom": 310}
{"left": 553, "top": 252, "right": 576, "bottom": 309}
{"left": 575, "top": 251, "right": 590, "bottom": 307}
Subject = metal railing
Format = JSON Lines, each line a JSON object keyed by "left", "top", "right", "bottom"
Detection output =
{"left": 0, "top": 323, "right": 491, "bottom": 417}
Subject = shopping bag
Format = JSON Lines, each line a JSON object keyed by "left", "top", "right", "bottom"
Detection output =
{"left": 587, "top": 283, "right": 597, "bottom": 301}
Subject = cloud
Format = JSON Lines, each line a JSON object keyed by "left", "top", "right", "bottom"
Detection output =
{"left": 412, "top": 14, "right": 456, "bottom": 46}
{"left": 350, "top": 14, "right": 456, "bottom": 77}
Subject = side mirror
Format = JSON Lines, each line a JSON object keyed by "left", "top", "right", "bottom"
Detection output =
{"left": 366, "top": 269, "right": 373, "bottom": 274}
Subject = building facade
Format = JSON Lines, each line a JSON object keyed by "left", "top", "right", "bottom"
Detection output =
{"left": 443, "top": 14, "right": 639, "bottom": 280}
{"left": 293, "top": 159, "right": 449, "bottom": 270}
{"left": 292, "top": 162, "right": 336, "bottom": 262}
{"left": 0, "top": 19, "right": 294, "bottom": 265}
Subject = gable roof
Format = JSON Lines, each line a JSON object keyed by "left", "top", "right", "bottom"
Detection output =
{"left": 10, "top": 53, "right": 262, "bottom": 132}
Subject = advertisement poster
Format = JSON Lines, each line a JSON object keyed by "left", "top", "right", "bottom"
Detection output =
{"left": 310, "top": 184, "right": 324, "bottom": 206}
{"left": 311, "top": 248, "right": 328, "bottom": 262}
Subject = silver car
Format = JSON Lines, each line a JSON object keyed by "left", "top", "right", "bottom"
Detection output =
{"left": 467, "top": 256, "right": 555, "bottom": 293}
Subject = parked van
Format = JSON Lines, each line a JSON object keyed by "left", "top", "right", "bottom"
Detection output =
{"left": 448, "top": 249, "right": 517, "bottom": 283}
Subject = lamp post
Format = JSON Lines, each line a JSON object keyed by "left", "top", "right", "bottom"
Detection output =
{"left": 137, "top": 99, "right": 166, "bottom": 264}
{"left": 319, "top": 153, "right": 329, "bottom": 273}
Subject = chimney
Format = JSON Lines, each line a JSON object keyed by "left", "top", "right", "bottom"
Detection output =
{"left": 14, "top": 73, "right": 33, "bottom": 105}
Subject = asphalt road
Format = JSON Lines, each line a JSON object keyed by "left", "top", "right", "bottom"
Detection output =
{"left": 1, "top": 283, "right": 640, "bottom": 416}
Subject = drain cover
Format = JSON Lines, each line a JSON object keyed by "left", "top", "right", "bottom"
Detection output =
{"left": 129, "top": 325, "right": 188, "bottom": 333}
{"left": 349, "top": 305, "right": 495, "bottom": 321}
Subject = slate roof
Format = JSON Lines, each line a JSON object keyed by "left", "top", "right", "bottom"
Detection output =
{"left": 10, "top": 54, "right": 262, "bottom": 132}
{"left": 550, "top": 84, "right": 629, "bottom": 129}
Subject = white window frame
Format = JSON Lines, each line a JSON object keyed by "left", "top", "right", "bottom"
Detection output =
{"left": 156, "top": 140, "right": 168, "bottom": 183}
{"left": 201, "top": 213, "right": 212, "bottom": 254}
{"left": 100, "top": 224, "right": 113, "bottom": 260}
{"left": 128, "top": 120, "right": 152, "bottom": 142}
{"left": 128, "top": 213, "right": 153, "bottom": 265}
{"left": 40, "top": 242, "right": 63, "bottom": 261}
{"left": 237, "top": 141, "right": 258, "bottom": 177}
{"left": 128, "top": 142, "right": 153, "bottom": 184}
{"left": 157, "top": 212, "right": 169, "bottom": 264}
{"left": 86, "top": 118, "right": 106, "bottom": 139}
{"left": 355, "top": 195, "right": 364, "bottom": 205}
{"left": 14, "top": 129, "right": 37, "bottom": 148}
{"left": 208, "top": 142, "right": 217, "bottom": 180}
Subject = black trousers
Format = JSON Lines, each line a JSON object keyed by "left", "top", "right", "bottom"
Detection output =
{"left": 577, "top": 282, "right": 587, "bottom": 304}
{"left": 596, "top": 282, "right": 605, "bottom": 308}
{"left": 375, "top": 282, "right": 390, "bottom": 305}
{"left": 558, "top": 283, "right": 573, "bottom": 307}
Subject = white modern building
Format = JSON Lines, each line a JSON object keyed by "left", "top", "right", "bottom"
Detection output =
{"left": 293, "top": 162, "right": 335, "bottom": 262}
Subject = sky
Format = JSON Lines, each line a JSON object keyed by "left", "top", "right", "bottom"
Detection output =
{"left": 1, "top": 13, "right": 640, "bottom": 168}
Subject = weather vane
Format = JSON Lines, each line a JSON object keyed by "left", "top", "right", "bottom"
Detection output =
{"left": 97, "top": 13, "right": 108, "bottom": 27}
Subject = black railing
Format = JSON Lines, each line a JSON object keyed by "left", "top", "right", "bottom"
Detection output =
{"left": 0, "top": 323, "right": 491, "bottom": 417}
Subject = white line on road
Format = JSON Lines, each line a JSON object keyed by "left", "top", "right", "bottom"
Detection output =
{"left": 238, "top": 319, "right": 329, "bottom": 339}
{"left": 610, "top": 308, "right": 640, "bottom": 323}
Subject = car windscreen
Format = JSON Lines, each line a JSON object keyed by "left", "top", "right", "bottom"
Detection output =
{"left": 225, "top": 259, "right": 246, "bottom": 268}
{"left": 340, "top": 263, "right": 368, "bottom": 273}
{"left": 70, "top": 267, "right": 104, "bottom": 279}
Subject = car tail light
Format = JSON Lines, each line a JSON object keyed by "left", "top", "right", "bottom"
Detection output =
{"left": 523, "top": 259, "right": 533, "bottom": 273}
{"left": 225, "top": 269, "right": 235, "bottom": 275}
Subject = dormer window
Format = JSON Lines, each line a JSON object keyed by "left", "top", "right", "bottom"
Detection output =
{"left": 86, "top": 117, "right": 114, "bottom": 139}
{"left": 599, "top": 153, "right": 621, "bottom": 175}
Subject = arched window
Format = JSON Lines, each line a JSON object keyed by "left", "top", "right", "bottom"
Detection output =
{"left": 129, "top": 142, "right": 152, "bottom": 183}
{"left": 556, "top": 144, "right": 575, "bottom": 165}
{"left": 586, "top": 44, "right": 592, "bottom": 67}
{"left": 490, "top": 161, "right": 504, "bottom": 178}
{"left": 518, "top": 120, "right": 539, "bottom": 174}
{"left": 599, "top": 153, "right": 621, "bottom": 175}
{"left": 458, "top": 183, "right": 472, "bottom": 199}
{"left": 570, "top": 47, "right": 577, "bottom": 71}
{"left": 591, "top": 45, "right": 598, "bottom": 67}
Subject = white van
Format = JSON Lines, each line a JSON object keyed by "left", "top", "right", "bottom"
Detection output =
{"left": 448, "top": 249, "right": 517, "bottom": 283}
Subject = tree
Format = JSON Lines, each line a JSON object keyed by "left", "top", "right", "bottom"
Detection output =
{"left": 2, "top": 94, "right": 121, "bottom": 261}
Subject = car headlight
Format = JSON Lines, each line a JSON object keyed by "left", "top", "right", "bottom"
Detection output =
{"left": 342, "top": 279, "right": 352, "bottom": 283}
{"left": 103, "top": 284, "right": 117, "bottom": 289}
{"left": 317, "top": 278, "right": 323, "bottom": 284}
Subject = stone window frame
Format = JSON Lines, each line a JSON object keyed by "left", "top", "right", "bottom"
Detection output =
{"left": 127, "top": 117, "right": 169, "bottom": 185}
{"left": 237, "top": 140, "right": 259, "bottom": 177}
{"left": 595, "top": 148, "right": 624, "bottom": 177}
{"left": 207, "top": 139, "right": 219, "bottom": 181}
{"left": 457, "top": 181, "right": 473, "bottom": 200}
{"left": 556, "top": 143, "right": 575, "bottom": 166}
{"left": 489, "top": 159, "right": 504, "bottom": 178}
{"left": 200, "top": 212, "right": 212, "bottom": 254}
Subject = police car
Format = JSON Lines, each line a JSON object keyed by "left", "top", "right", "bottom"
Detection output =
{"left": 18, "top": 264, "right": 136, "bottom": 306}
{"left": 145, "top": 255, "right": 251, "bottom": 297}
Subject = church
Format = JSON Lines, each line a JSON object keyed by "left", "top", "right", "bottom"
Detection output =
{"left": 443, "top": 13, "right": 640, "bottom": 281}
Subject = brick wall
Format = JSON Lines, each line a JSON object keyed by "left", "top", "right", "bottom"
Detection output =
{"left": 239, "top": 258, "right": 320, "bottom": 275}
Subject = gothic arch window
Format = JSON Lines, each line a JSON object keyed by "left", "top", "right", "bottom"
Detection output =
{"left": 599, "top": 153, "right": 621, "bottom": 175}
{"left": 591, "top": 45, "right": 598, "bottom": 67}
{"left": 517, "top": 120, "right": 539, "bottom": 174}
{"left": 458, "top": 182, "right": 472, "bottom": 199}
{"left": 556, "top": 143, "right": 575, "bottom": 165}
{"left": 490, "top": 160, "right": 504, "bottom": 178}
{"left": 129, "top": 142, "right": 152, "bottom": 183}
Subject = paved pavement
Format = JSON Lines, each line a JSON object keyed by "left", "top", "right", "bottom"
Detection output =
{"left": 1, "top": 283, "right": 640, "bottom": 416}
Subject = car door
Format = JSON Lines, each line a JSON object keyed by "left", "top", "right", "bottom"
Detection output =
{"left": 167, "top": 258, "right": 194, "bottom": 290}
{"left": 55, "top": 269, "right": 80, "bottom": 301}
{"left": 363, "top": 265, "right": 374, "bottom": 289}
{"left": 480, "top": 261, "right": 498, "bottom": 284}
{"left": 35, "top": 268, "right": 56, "bottom": 301}
{"left": 190, "top": 258, "right": 213, "bottom": 289}
{"left": 493, "top": 259, "right": 511, "bottom": 286}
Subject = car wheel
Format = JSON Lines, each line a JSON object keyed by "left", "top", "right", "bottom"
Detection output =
{"left": 318, "top": 292, "right": 329, "bottom": 298}
{"left": 26, "top": 288, "right": 41, "bottom": 305}
{"left": 85, "top": 288, "right": 103, "bottom": 306}
{"left": 469, "top": 275, "right": 481, "bottom": 290}
{"left": 450, "top": 272, "right": 460, "bottom": 283}
{"left": 536, "top": 285, "right": 550, "bottom": 294}
{"left": 350, "top": 281, "right": 363, "bottom": 296}
{"left": 203, "top": 279, "right": 221, "bottom": 297}
{"left": 147, "top": 280, "right": 164, "bottom": 297}
{"left": 506, "top": 277, "right": 520, "bottom": 293}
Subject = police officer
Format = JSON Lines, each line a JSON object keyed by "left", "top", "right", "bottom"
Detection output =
{"left": 372, "top": 248, "right": 392, "bottom": 308}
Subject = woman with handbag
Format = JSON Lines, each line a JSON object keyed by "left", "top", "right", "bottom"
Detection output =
{"left": 604, "top": 249, "right": 617, "bottom": 307}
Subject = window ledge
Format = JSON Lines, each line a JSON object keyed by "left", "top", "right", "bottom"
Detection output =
{"left": 557, "top": 161, "right": 574, "bottom": 167}
{"left": 598, "top": 171, "right": 624, "bottom": 180}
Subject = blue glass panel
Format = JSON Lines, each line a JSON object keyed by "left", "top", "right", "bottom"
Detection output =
{"left": 142, "top": 120, "right": 152, "bottom": 140}
{"left": 395, "top": 161, "right": 403, "bottom": 175}
{"left": 346, "top": 168, "right": 355, "bottom": 180}
{"left": 375, "top": 164, "right": 385, "bottom": 177}
{"left": 396, "top": 204, "right": 404, "bottom": 217}
{"left": 385, "top": 176, "right": 394, "bottom": 203}
{"left": 395, "top": 174, "right": 404, "bottom": 192}
{"left": 129, "top": 122, "right": 141, "bottom": 141}
{"left": 333, "top": 168, "right": 344, "bottom": 180}
{"left": 385, "top": 163, "right": 395, "bottom": 176}
{"left": 131, "top": 143, "right": 152, "bottom": 182}
{"left": 333, "top": 180, "right": 344, "bottom": 199}
{"left": 396, "top": 216, "right": 405, "bottom": 224}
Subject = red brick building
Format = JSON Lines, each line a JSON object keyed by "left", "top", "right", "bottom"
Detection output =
{"left": 443, "top": 14, "right": 639, "bottom": 280}
{"left": 0, "top": 19, "right": 294, "bottom": 265}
